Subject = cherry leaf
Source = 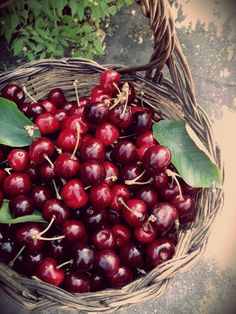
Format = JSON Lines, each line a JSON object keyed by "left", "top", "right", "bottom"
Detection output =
{"left": 0, "top": 97, "right": 40, "bottom": 147}
{"left": 153, "top": 120, "right": 222, "bottom": 188}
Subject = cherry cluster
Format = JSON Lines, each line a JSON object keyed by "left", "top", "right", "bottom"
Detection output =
{"left": 0, "top": 70, "right": 200, "bottom": 293}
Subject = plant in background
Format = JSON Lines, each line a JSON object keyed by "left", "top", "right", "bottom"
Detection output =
{"left": 0, "top": 0, "right": 133, "bottom": 62}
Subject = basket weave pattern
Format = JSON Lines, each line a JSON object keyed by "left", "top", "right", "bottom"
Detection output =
{"left": 0, "top": 0, "right": 224, "bottom": 312}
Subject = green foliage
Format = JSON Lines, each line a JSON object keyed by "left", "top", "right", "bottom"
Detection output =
{"left": 0, "top": 0, "right": 133, "bottom": 62}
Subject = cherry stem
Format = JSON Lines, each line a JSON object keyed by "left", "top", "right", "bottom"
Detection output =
{"left": 73, "top": 80, "right": 80, "bottom": 107}
{"left": 166, "top": 169, "right": 183, "bottom": 199}
{"left": 121, "top": 83, "right": 129, "bottom": 119}
{"left": 109, "top": 98, "right": 121, "bottom": 110}
{"left": 43, "top": 154, "right": 54, "bottom": 168}
{"left": 118, "top": 198, "right": 142, "bottom": 218}
{"left": 84, "top": 185, "right": 91, "bottom": 190}
{"left": 39, "top": 235, "right": 65, "bottom": 241}
{"left": 23, "top": 86, "right": 37, "bottom": 103}
{"left": 137, "top": 268, "right": 146, "bottom": 275}
{"left": 112, "top": 82, "right": 121, "bottom": 94}
{"left": 57, "top": 259, "right": 73, "bottom": 269}
{"left": 4, "top": 168, "right": 12, "bottom": 175}
{"left": 105, "top": 175, "right": 118, "bottom": 182}
{"left": 52, "top": 179, "right": 62, "bottom": 200}
{"left": 39, "top": 216, "right": 55, "bottom": 236}
{"left": 124, "top": 170, "right": 146, "bottom": 185}
{"left": 9, "top": 245, "right": 26, "bottom": 267}
{"left": 71, "top": 122, "right": 80, "bottom": 159}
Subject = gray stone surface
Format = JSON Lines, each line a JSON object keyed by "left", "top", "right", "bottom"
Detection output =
{"left": 1, "top": 0, "right": 236, "bottom": 313}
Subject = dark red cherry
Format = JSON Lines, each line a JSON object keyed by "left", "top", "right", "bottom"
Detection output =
{"left": 31, "top": 185, "right": 52, "bottom": 209}
{"left": 95, "top": 123, "right": 120, "bottom": 146}
{"left": 8, "top": 149, "right": 29, "bottom": 172}
{"left": 160, "top": 224, "right": 178, "bottom": 246}
{"left": 61, "top": 179, "right": 88, "bottom": 209}
{"left": 79, "top": 160, "right": 105, "bottom": 186}
{"left": 0, "top": 170, "right": 7, "bottom": 187}
{"left": 55, "top": 109, "right": 68, "bottom": 123}
{"left": 9, "top": 194, "right": 34, "bottom": 217}
{"left": 40, "top": 100, "right": 57, "bottom": 114}
{"left": 109, "top": 104, "right": 133, "bottom": 129}
{"left": 29, "top": 137, "right": 55, "bottom": 164}
{"left": 113, "top": 140, "right": 137, "bottom": 165}
{"left": 134, "top": 222, "right": 157, "bottom": 244}
{"left": 107, "top": 208, "right": 122, "bottom": 225}
{"left": 36, "top": 258, "right": 65, "bottom": 286}
{"left": 146, "top": 238, "right": 175, "bottom": 266}
{"left": 61, "top": 100, "right": 75, "bottom": 112}
{"left": 111, "top": 224, "right": 131, "bottom": 248}
{"left": 105, "top": 145, "right": 115, "bottom": 162}
{"left": 79, "top": 137, "right": 105, "bottom": 161}
{"left": 110, "top": 184, "right": 131, "bottom": 211}
{"left": 0, "top": 238, "right": 18, "bottom": 262}
{"left": 46, "top": 234, "right": 67, "bottom": 260}
{"left": 54, "top": 153, "right": 80, "bottom": 178}
{"left": 100, "top": 69, "right": 121, "bottom": 93}
{"left": 119, "top": 162, "right": 143, "bottom": 187}
{"left": 161, "top": 181, "right": 180, "bottom": 201}
{"left": 16, "top": 223, "right": 44, "bottom": 253}
{"left": 22, "top": 251, "right": 45, "bottom": 276}
{"left": 84, "top": 102, "right": 109, "bottom": 125}
{"left": 20, "top": 102, "right": 29, "bottom": 115}
{"left": 26, "top": 103, "right": 45, "bottom": 120}
{"left": 151, "top": 202, "right": 178, "bottom": 232}
{"left": 1, "top": 83, "right": 25, "bottom": 106}
{"left": 3, "top": 172, "right": 32, "bottom": 197}
{"left": 92, "top": 227, "right": 116, "bottom": 250}
{"left": 137, "top": 143, "right": 156, "bottom": 160}
{"left": 35, "top": 113, "right": 59, "bottom": 135}
{"left": 62, "top": 219, "right": 86, "bottom": 242}
{"left": 180, "top": 180, "right": 201, "bottom": 195}
{"left": 48, "top": 88, "right": 66, "bottom": 107}
{"left": 42, "top": 199, "right": 70, "bottom": 225}
{"left": 96, "top": 249, "right": 120, "bottom": 277}
{"left": 131, "top": 111, "right": 152, "bottom": 133}
{"left": 179, "top": 207, "right": 197, "bottom": 226}
{"left": 92, "top": 92, "right": 111, "bottom": 104}
{"left": 73, "top": 243, "right": 96, "bottom": 271}
{"left": 108, "top": 265, "right": 133, "bottom": 288}
{"left": 26, "top": 161, "right": 39, "bottom": 181}
{"left": 134, "top": 186, "right": 159, "bottom": 209}
{"left": 39, "top": 162, "right": 55, "bottom": 181}
{"left": 119, "top": 242, "right": 144, "bottom": 268}
{"left": 103, "top": 161, "right": 118, "bottom": 186}
{"left": 0, "top": 190, "right": 3, "bottom": 207}
{"left": 90, "top": 183, "right": 112, "bottom": 208}
{"left": 143, "top": 145, "right": 171, "bottom": 173}
{"left": 136, "top": 130, "right": 156, "bottom": 148}
{"left": 171, "top": 194, "right": 195, "bottom": 217}
{"left": 68, "top": 97, "right": 90, "bottom": 116}
{"left": 56, "top": 129, "right": 77, "bottom": 152}
{"left": 122, "top": 199, "right": 147, "bottom": 226}
{"left": 152, "top": 171, "right": 169, "bottom": 189}
{"left": 64, "top": 272, "right": 91, "bottom": 293}
{"left": 63, "top": 114, "right": 89, "bottom": 135}
{"left": 90, "top": 270, "right": 106, "bottom": 291}
{"left": 82, "top": 206, "right": 107, "bottom": 231}
{"left": 131, "top": 105, "right": 144, "bottom": 115}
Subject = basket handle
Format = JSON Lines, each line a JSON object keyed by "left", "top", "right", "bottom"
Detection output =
{"left": 121, "top": 0, "right": 197, "bottom": 106}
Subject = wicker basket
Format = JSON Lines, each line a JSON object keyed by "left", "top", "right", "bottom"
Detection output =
{"left": 0, "top": 0, "right": 224, "bottom": 312}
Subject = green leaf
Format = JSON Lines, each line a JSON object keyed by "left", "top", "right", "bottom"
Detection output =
{"left": 54, "top": 0, "right": 67, "bottom": 15}
{"left": 153, "top": 120, "right": 222, "bottom": 188}
{"left": 69, "top": 0, "right": 78, "bottom": 16}
{"left": 77, "top": 1, "right": 85, "bottom": 20}
{"left": 30, "top": 0, "right": 42, "bottom": 18}
{"left": 0, "top": 200, "right": 44, "bottom": 224}
{"left": 93, "top": 38, "right": 104, "bottom": 54}
{"left": 12, "top": 38, "right": 24, "bottom": 56}
{"left": 0, "top": 97, "right": 41, "bottom": 147}
{"left": 107, "top": 5, "right": 117, "bottom": 15}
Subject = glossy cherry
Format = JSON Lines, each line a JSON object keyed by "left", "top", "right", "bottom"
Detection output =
{"left": 31, "top": 185, "right": 52, "bottom": 209}
{"left": 143, "top": 145, "right": 171, "bottom": 173}
{"left": 108, "top": 265, "right": 133, "bottom": 288}
{"left": 146, "top": 238, "right": 175, "bottom": 266}
{"left": 61, "top": 179, "right": 88, "bottom": 208}
{"left": 90, "top": 183, "right": 112, "bottom": 208}
{"left": 54, "top": 152, "right": 80, "bottom": 178}
{"left": 79, "top": 160, "right": 105, "bottom": 186}
{"left": 96, "top": 249, "right": 120, "bottom": 277}
{"left": 134, "top": 186, "right": 159, "bottom": 209}
{"left": 119, "top": 162, "right": 143, "bottom": 187}
{"left": 122, "top": 199, "right": 147, "bottom": 226}
{"left": 134, "top": 222, "right": 157, "bottom": 244}
{"left": 103, "top": 161, "right": 118, "bottom": 186}
{"left": 56, "top": 129, "right": 77, "bottom": 152}
{"left": 92, "top": 227, "right": 116, "bottom": 250}
{"left": 151, "top": 202, "right": 178, "bottom": 232}
{"left": 40, "top": 100, "right": 57, "bottom": 114}
{"left": 8, "top": 149, "right": 29, "bottom": 172}
{"left": 152, "top": 171, "right": 169, "bottom": 189}
{"left": 42, "top": 199, "right": 70, "bottom": 225}
{"left": 111, "top": 224, "right": 131, "bottom": 247}
{"left": 131, "top": 111, "right": 152, "bottom": 133}
{"left": 79, "top": 137, "right": 105, "bottom": 161}
{"left": 113, "top": 140, "right": 137, "bottom": 165}
{"left": 136, "top": 130, "right": 156, "bottom": 147}
{"left": 95, "top": 123, "right": 120, "bottom": 146}
{"left": 35, "top": 113, "right": 59, "bottom": 135}
{"left": 9, "top": 194, "right": 34, "bottom": 217}
{"left": 26, "top": 103, "right": 45, "bottom": 120}
{"left": 110, "top": 184, "right": 131, "bottom": 211}
{"left": 0, "top": 238, "right": 18, "bottom": 262}
{"left": 119, "top": 242, "right": 144, "bottom": 268}
{"left": 109, "top": 103, "right": 133, "bottom": 129}
{"left": 82, "top": 206, "right": 107, "bottom": 231}
{"left": 3, "top": 172, "right": 32, "bottom": 197}
{"left": 171, "top": 194, "right": 195, "bottom": 217}
{"left": 84, "top": 102, "right": 109, "bottom": 125}
{"left": 63, "top": 114, "right": 89, "bottom": 135}
{"left": 100, "top": 69, "right": 121, "bottom": 93}
{"left": 48, "top": 88, "right": 66, "bottom": 107}
{"left": 36, "top": 257, "right": 65, "bottom": 286}
{"left": 29, "top": 137, "right": 55, "bottom": 164}
{"left": 1, "top": 83, "right": 25, "bottom": 106}
{"left": 39, "top": 162, "right": 56, "bottom": 181}
{"left": 73, "top": 243, "right": 96, "bottom": 271}
{"left": 62, "top": 219, "right": 86, "bottom": 242}
{"left": 64, "top": 272, "right": 91, "bottom": 293}
{"left": 16, "top": 223, "right": 44, "bottom": 253}
{"left": 161, "top": 180, "right": 180, "bottom": 201}
{"left": 55, "top": 109, "right": 68, "bottom": 123}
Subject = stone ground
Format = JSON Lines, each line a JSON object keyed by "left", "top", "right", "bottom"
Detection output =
{"left": 1, "top": 0, "right": 236, "bottom": 313}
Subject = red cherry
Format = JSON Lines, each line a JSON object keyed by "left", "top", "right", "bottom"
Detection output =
{"left": 122, "top": 199, "right": 147, "bottom": 226}
{"left": 131, "top": 111, "right": 152, "bottom": 133}
{"left": 3, "top": 172, "right": 31, "bottom": 197}
{"left": 95, "top": 123, "right": 120, "bottom": 146}
{"left": 35, "top": 113, "right": 59, "bottom": 135}
{"left": 8, "top": 149, "right": 29, "bottom": 172}
{"left": 171, "top": 194, "right": 195, "bottom": 217}
{"left": 40, "top": 100, "right": 57, "bottom": 114}
{"left": 134, "top": 222, "right": 157, "bottom": 244}
{"left": 42, "top": 199, "right": 70, "bottom": 225}
{"left": 151, "top": 202, "right": 178, "bottom": 232}
{"left": 56, "top": 129, "right": 77, "bottom": 152}
{"left": 152, "top": 171, "right": 169, "bottom": 189}
{"left": 73, "top": 242, "right": 96, "bottom": 271}
{"left": 31, "top": 185, "right": 52, "bottom": 209}
{"left": 137, "top": 144, "right": 156, "bottom": 160}
{"left": 90, "top": 183, "right": 112, "bottom": 208}
{"left": 54, "top": 152, "right": 80, "bottom": 178}
{"left": 0, "top": 190, "right": 3, "bottom": 207}
{"left": 64, "top": 272, "right": 91, "bottom": 293}
{"left": 61, "top": 179, "right": 88, "bottom": 208}
{"left": 55, "top": 109, "right": 68, "bottom": 124}
{"left": 146, "top": 238, "right": 175, "bottom": 266}
{"left": 111, "top": 224, "right": 131, "bottom": 247}
{"left": 103, "top": 161, "right": 119, "bottom": 186}
{"left": 179, "top": 208, "right": 197, "bottom": 226}
{"left": 109, "top": 104, "right": 133, "bottom": 129}
{"left": 16, "top": 223, "right": 44, "bottom": 253}
{"left": 100, "top": 69, "right": 121, "bottom": 93}
{"left": 29, "top": 137, "right": 55, "bottom": 164}
{"left": 107, "top": 265, "right": 133, "bottom": 288}
{"left": 48, "top": 88, "right": 66, "bottom": 107}
{"left": 39, "top": 162, "right": 55, "bottom": 181}
{"left": 79, "top": 137, "right": 105, "bottom": 161}
{"left": 119, "top": 242, "right": 144, "bottom": 268}
{"left": 0, "top": 170, "right": 7, "bottom": 187}
{"left": 79, "top": 160, "right": 105, "bottom": 186}
{"left": 9, "top": 194, "right": 34, "bottom": 217}
{"left": 81, "top": 206, "right": 107, "bottom": 231}
{"left": 92, "top": 227, "right": 116, "bottom": 250}
{"left": 90, "top": 270, "right": 106, "bottom": 291}
{"left": 1, "top": 83, "right": 25, "bottom": 106}
{"left": 63, "top": 114, "right": 89, "bottom": 135}
{"left": 131, "top": 105, "right": 144, "bottom": 115}
{"left": 110, "top": 184, "right": 131, "bottom": 211}
{"left": 84, "top": 102, "right": 109, "bottom": 125}
{"left": 113, "top": 140, "right": 137, "bottom": 165}
{"left": 91, "top": 85, "right": 107, "bottom": 100}
{"left": 136, "top": 130, "right": 156, "bottom": 147}
{"left": 26, "top": 103, "right": 45, "bottom": 120}
{"left": 134, "top": 186, "right": 159, "bottom": 209}
{"left": 161, "top": 180, "right": 180, "bottom": 201}
{"left": 36, "top": 258, "right": 65, "bottom": 286}
{"left": 96, "top": 249, "right": 120, "bottom": 277}
{"left": 62, "top": 219, "right": 86, "bottom": 241}
{"left": 143, "top": 145, "right": 171, "bottom": 173}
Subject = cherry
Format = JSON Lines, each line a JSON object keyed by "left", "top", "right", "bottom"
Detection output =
{"left": 91, "top": 85, "right": 107, "bottom": 100}
{"left": 108, "top": 265, "right": 133, "bottom": 288}
{"left": 179, "top": 207, "right": 197, "bottom": 226}
{"left": 79, "top": 160, "right": 105, "bottom": 186}
{"left": 107, "top": 208, "right": 122, "bottom": 225}
{"left": 151, "top": 202, "right": 178, "bottom": 232}
{"left": 3, "top": 172, "right": 32, "bottom": 197}
{"left": 131, "top": 105, "right": 144, "bottom": 115}
{"left": 146, "top": 238, "right": 175, "bottom": 266}
{"left": 152, "top": 171, "right": 169, "bottom": 189}
{"left": 9, "top": 194, "right": 34, "bottom": 217}
{"left": 16, "top": 223, "right": 44, "bottom": 253}
{"left": 137, "top": 144, "right": 156, "bottom": 160}
{"left": 131, "top": 111, "right": 152, "bottom": 133}
{"left": 79, "top": 137, "right": 105, "bottom": 161}
{"left": 0, "top": 190, "right": 3, "bottom": 207}
{"left": 134, "top": 186, "right": 159, "bottom": 209}
{"left": 61, "top": 101, "right": 76, "bottom": 112}
{"left": 61, "top": 179, "right": 88, "bottom": 208}
{"left": 105, "top": 146, "right": 115, "bottom": 162}
{"left": 73, "top": 243, "right": 96, "bottom": 271}
{"left": 56, "top": 129, "right": 77, "bottom": 152}
{"left": 92, "top": 92, "right": 111, "bottom": 104}
{"left": 119, "top": 242, "right": 144, "bottom": 268}
{"left": 62, "top": 219, "right": 86, "bottom": 242}
{"left": 48, "top": 88, "right": 66, "bottom": 107}
{"left": 29, "top": 137, "right": 55, "bottom": 164}
{"left": 64, "top": 272, "right": 91, "bottom": 293}
{"left": 171, "top": 194, "right": 195, "bottom": 217}
{"left": 180, "top": 180, "right": 201, "bottom": 195}
{"left": 109, "top": 104, "right": 133, "bottom": 129}
{"left": 22, "top": 251, "right": 45, "bottom": 276}
{"left": 119, "top": 162, "right": 144, "bottom": 188}
{"left": 63, "top": 114, "right": 89, "bottom": 135}
{"left": 42, "top": 199, "right": 70, "bottom": 225}
{"left": 40, "top": 100, "right": 57, "bottom": 114}
{"left": 55, "top": 109, "right": 68, "bottom": 123}
{"left": 90, "top": 183, "right": 112, "bottom": 208}
{"left": 134, "top": 221, "right": 157, "bottom": 244}
{"left": 20, "top": 102, "right": 29, "bottom": 115}
{"left": 47, "top": 237, "right": 67, "bottom": 261}
{"left": 121, "top": 199, "right": 147, "bottom": 226}
{"left": 161, "top": 224, "right": 178, "bottom": 246}
{"left": 143, "top": 145, "right": 171, "bottom": 173}
{"left": 92, "top": 227, "right": 116, "bottom": 250}
{"left": 31, "top": 185, "right": 52, "bottom": 209}
{"left": 161, "top": 180, "right": 180, "bottom": 201}
{"left": 100, "top": 69, "right": 121, "bottom": 93}
{"left": 54, "top": 153, "right": 80, "bottom": 178}
{"left": 0, "top": 238, "right": 18, "bottom": 262}
{"left": 26, "top": 161, "right": 39, "bottom": 181}
{"left": 0, "top": 170, "right": 7, "bottom": 186}
{"left": 135, "top": 130, "right": 156, "bottom": 148}
{"left": 84, "top": 102, "right": 109, "bottom": 125}
{"left": 113, "top": 140, "right": 137, "bottom": 165}
{"left": 39, "top": 162, "right": 56, "bottom": 181}
{"left": 95, "top": 123, "right": 120, "bottom": 146}
{"left": 8, "top": 149, "right": 29, "bottom": 172}
{"left": 26, "top": 103, "right": 45, "bottom": 120}
{"left": 82, "top": 206, "right": 107, "bottom": 231}
{"left": 110, "top": 184, "right": 131, "bottom": 211}
{"left": 36, "top": 257, "right": 65, "bottom": 286}
{"left": 90, "top": 270, "right": 106, "bottom": 291}
{"left": 96, "top": 249, "right": 120, "bottom": 277}
{"left": 111, "top": 224, "right": 131, "bottom": 248}
{"left": 35, "top": 113, "right": 59, "bottom": 135}
{"left": 68, "top": 97, "right": 90, "bottom": 116}
{"left": 1, "top": 83, "right": 25, "bottom": 106}
{"left": 103, "top": 161, "right": 118, "bottom": 186}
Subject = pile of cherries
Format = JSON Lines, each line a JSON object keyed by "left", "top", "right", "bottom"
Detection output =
{"left": 0, "top": 70, "right": 200, "bottom": 293}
